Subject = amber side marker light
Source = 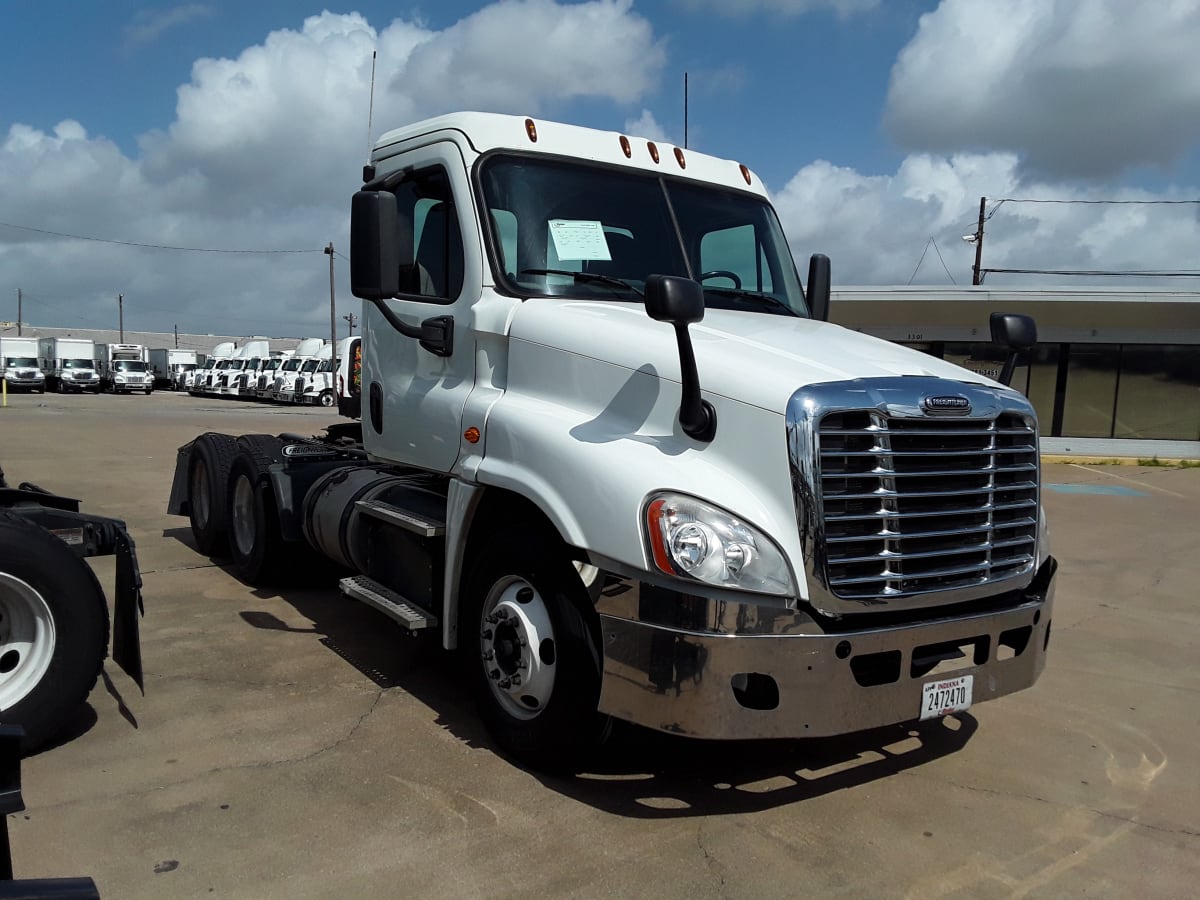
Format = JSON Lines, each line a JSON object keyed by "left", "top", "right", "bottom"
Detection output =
{"left": 674, "top": 147, "right": 686, "bottom": 169}
{"left": 525, "top": 118, "right": 538, "bottom": 142}
{"left": 647, "top": 141, "right": 660, "bottom": 164}
{"left": 739, "top": 164, "right": 752, "bottom": 185}
{"left": 619, "top": 135, "right": 632, "bottom": 158}
{"left": 464, "top": 426, "right": 481, "bottom": 444}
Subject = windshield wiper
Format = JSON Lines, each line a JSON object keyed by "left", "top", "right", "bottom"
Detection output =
{"left": 520, "top": 268, "right": 644, "bottom": 298}
{"left": 703, "top": 287, "right": 800, "bottom": 316}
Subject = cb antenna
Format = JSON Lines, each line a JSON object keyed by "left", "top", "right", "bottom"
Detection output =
{"left": 365, "top": 50, "right": 378, "bottom": 161}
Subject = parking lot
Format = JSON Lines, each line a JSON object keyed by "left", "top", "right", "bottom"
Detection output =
{"left": 1, "top": 389, "right": 1198, "bottom": 898}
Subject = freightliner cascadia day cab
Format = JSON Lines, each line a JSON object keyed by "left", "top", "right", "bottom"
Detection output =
{"left": 168, "top": 113, "right": 1056, "bottom": 771}
{"left": 191, "top": 342, "right": 236, "bottom": 395}
{"left": 298, "top": 336, "right": 357, "bottom": 407}
{"left": 270, "top": 337, "right": 326, "bottom": 401}
{"left": 39, "top": 337, "right": 100, "bottom": 393}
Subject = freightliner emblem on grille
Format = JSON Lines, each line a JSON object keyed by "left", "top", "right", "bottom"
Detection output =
{"left": 922, "top": 395, "right": 972, "bottom": 415}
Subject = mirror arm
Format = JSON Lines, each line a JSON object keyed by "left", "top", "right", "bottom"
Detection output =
{"left": 368, "top": 299, "right": 454, "bottom": 357}
{"left": 672, "top": 323, "right": 717, "bottom": 442}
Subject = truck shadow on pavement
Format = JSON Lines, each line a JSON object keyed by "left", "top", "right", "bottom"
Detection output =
{"left": 223, "top": 564, "right": 979, "bottom": 818}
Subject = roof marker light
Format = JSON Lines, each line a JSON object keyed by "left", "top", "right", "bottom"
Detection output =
{"left": 619, "top": 135, "right": 632, "bottom": 158}
{"left": 739, "top": 164, "right": 752, "bottom": 185}
{"left": 647, "top": 141, "right": 660, "bottom": 164}
{"left": 674, "top": 147, "right": 686, "bottom": 169}
{"left": 525, "top": 118, "right": 538, "bottom": 142}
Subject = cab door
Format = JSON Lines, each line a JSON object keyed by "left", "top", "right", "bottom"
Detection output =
{"left": 361, "top": 139, "right": 482, "bottom": 473}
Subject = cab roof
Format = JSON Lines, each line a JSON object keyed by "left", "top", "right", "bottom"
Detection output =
{"left": 371, "top": 111, "right": 768, "bottom": 198}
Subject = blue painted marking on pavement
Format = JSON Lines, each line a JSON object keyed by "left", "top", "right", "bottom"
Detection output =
{"left": 1044, "top": 483, "right": 1148, "bottom": 497}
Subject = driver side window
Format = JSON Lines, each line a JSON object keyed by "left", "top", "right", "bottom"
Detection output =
{"left": 393, "top": 167, "right": 464, "bottom": 303}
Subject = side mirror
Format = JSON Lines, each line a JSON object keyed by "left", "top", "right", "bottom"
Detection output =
{"left": 989, "top": 312, "right": 1037, "bottom": 387}
{"left": 806, "top": 253, "right": 831, "bottom": 322}
{"left": 350, "top": 190, "right": 399, "bottom": 300}
{"left": 645, "top": 274, "right": 704, "bottom": 325}
{"left": 644, "top": 275, "right": 715, "bottom": 442}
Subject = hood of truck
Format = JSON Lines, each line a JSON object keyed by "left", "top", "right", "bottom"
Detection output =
{"left": 507, "top": 299, "right": 996, "bottom": 414}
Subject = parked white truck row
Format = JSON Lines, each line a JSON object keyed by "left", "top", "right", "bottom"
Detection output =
{"left": 188, "top": 336, "right": 360, "bottom": 408}
{"left": 1, "top": 336, "right": 362, "bottom": 403}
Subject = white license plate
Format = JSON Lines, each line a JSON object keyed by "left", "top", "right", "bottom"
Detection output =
{"left": 920, "top": 674, "right": 973, "bottom": 720}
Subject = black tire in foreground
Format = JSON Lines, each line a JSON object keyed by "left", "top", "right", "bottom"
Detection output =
{"left": 0, "top": 512, "right": 109, "bottom": 754}
{"left": 187, "top": 432, "right": 240, "bottom": 555}
{"left": 225, "top": 445, "right": 300, "bottom": 586}
{"left": 462, "top": 528, "right": 609, "bottom": 772}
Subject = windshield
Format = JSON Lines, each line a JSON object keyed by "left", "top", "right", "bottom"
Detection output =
{"left": 6, "top": 357, "right": 37, "bottom": 367}
{"left": 282, "top": 358, "right": 303, "bottom": 371}
{"left": 64, "top": 359, "right": 94, "bottom": 369}
{"left": 301, "top": 359, "right": 320, "bottom": 373}
{"left": 264, "top": 358, "right": 284, "bottom": 371}
{"left": 114, "top": 360, "right": 148, "bottom": 372}
{"left": 479, "top": 154, "right": 807, "bottom": 315}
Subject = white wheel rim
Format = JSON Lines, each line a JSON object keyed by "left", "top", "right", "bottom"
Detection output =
{"left": 480, "top": 575, "right": 556, "bottom": 720}
{"left": 231, "top": 473, "right": 256, "bottom": 557}
{"left": 0, "top": 571, "right": 58, "bottom": 710}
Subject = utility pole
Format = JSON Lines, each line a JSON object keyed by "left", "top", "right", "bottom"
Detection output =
{"left": 971, "top": 196, "right": 986, "bottom": 285}
{"left": 684, "top": 72, "right": 688, "bottom": 150}
{"left": 324, "top": 243, "right": 336, "bottom": 352}
{"left": 16, "top": 288, "right": 21, "bottom": 336}
{"left": 342, "top": 312, "right": 357, "bottom": 335}
{"left": 174, "top": 323, "right": 179, "bottom": 348}
{"left": 118, "top": 293, "right": 124, "bottom": 341}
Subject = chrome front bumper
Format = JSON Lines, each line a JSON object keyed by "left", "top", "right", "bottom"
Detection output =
{"left": 597, "top": 557, "right": 1055, "bottom": 740}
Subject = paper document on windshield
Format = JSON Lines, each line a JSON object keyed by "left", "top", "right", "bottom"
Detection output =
{"left": 548, "top": 219, "right": 611, "bottom": 261}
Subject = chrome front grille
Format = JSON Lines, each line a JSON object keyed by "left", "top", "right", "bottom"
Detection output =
{"left": 817, "top": 410, "right": 1038, "bottom": 600}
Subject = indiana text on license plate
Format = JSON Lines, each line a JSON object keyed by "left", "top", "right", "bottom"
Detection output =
{"left": 920, "top": 675, "right": 973, "bottom": 720}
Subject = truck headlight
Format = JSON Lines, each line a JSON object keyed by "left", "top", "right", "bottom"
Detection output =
{"left": 644, "top": 493, "right": 795, "bottom": 596}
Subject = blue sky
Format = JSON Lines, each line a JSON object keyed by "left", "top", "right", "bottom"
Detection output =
{"left": 3, "top": 1, "right": 1200, "bottom": 337}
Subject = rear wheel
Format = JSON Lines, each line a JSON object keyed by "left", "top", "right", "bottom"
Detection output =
{"left": 187, "top": 433, "right": 239, "bottom": 555}
{"left": 0, "top": 512, "right": 109, "bottom": 753}
{"left": 317, "top": 389, "right": 336, "bottom": 408}
{"left": 226, "top": 454, "right": 293, "bottom": 585}
{"left": 463, "top": 528, "right": 608, "bottom": 772}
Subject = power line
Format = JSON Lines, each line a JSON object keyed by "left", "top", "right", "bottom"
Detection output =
{"left": 994, "top": 197, "right": 1200, "bottom": 206}
{"left": 0, "top": 221, "right": 320, "bottom": 254}
{"left": 981, "top": 267, "right": 1200, "bottom": 278}
{"left": 930, "top": 238, "right": 957, "bottom": 285}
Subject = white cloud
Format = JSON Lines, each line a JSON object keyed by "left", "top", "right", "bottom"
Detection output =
{"left": 885, "top": 0, "right": 1200, "bottom": 178}
{"left": 0, "top": 3, "right": 665, "bottom": 337}
{"left": 772, "top": 151, "right": 1200, "bottom": 286}
{"left": 124, "top": 4, "right": 212, "bottom": 49}
{"left": 677, "top": 0, "right": 879, "bottom": 17}
{"left": 625, "top": 110, "right": 673, "bottom": 143}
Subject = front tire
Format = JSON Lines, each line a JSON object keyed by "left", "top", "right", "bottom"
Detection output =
{"left": 0, "top": 512, "right": 109, "bottom": 753}
{"left": 463, "top": 529, "right": 608, "bottom": 772}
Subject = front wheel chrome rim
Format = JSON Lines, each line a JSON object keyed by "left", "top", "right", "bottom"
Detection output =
{"left": 0, "top": 571, "right": 57, "bottom": 709}
{"left": 479, "top": 575, "right": 556, "bottom": 720}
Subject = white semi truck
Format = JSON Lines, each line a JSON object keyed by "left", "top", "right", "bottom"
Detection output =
{"left": 39, "top": 337, "right": 100, "bottom": 393}
{"left": 297, "top": 336, "right": 357, "bottom": 407}
{"left": 191, "top": 342, "right": 236, "bottom": 395}
{"left": 269, "top": 338, "right": 326, "bottom": 402}
{"left": 251, "top": 350, "right": 294, "bottom": 400}
{"left": 149, "top": 348, "right": 201, "bottom": 390}
{"left": 168, "top": 113, "right": 1056, "bottom": 771}
{"left": 277, "top": 342, "right": 330, "bottom": 404}
{"left": 219, "top": 339, "right": 271, "bottom": 398}
{"left": 96, "top": 344, "right": 152, "bottom": 394}
{"left": 1, "top": 337, "right": 46, "bottom": 393}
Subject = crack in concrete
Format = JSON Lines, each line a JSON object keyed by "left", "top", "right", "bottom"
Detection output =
{"left": 695, "top": 821, "right": 729, "bottom": 898}
{"left": 139, "top": 562, "right": 225, "bottom": 575}
{"left": 900, "top": 771, "right": 1199, "bottom": 840}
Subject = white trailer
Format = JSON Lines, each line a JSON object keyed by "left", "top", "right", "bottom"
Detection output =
{"left": 149, "top": 348, "right": 200, "bottom": 390}
{"left": 1, "top": 336, "right": 46, "bottom": 393}
{"left": 95, "top": 344, "right": 152, "bottom": 394}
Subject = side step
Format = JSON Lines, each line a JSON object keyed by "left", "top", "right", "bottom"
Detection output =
{"left": 339, "top": 575, "right": 438, "bottom": 632}
{"left": 355, "top": 499, "right": 445, "bottom": 537}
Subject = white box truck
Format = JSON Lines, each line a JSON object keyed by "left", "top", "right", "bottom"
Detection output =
{"left": 1, "top": 336, "right": 46, "bottom": 393}
{"left": 149, "top": 348, "right": 200, "bottom": 390}
{"left": 39, "top": 337, "right": 100, "bottom": 393}
{"left": 96, "top": 344, "right": 152, "bottom": 394}
{"left": 168, "top": 113, "right": 1056, "bottom": 772}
